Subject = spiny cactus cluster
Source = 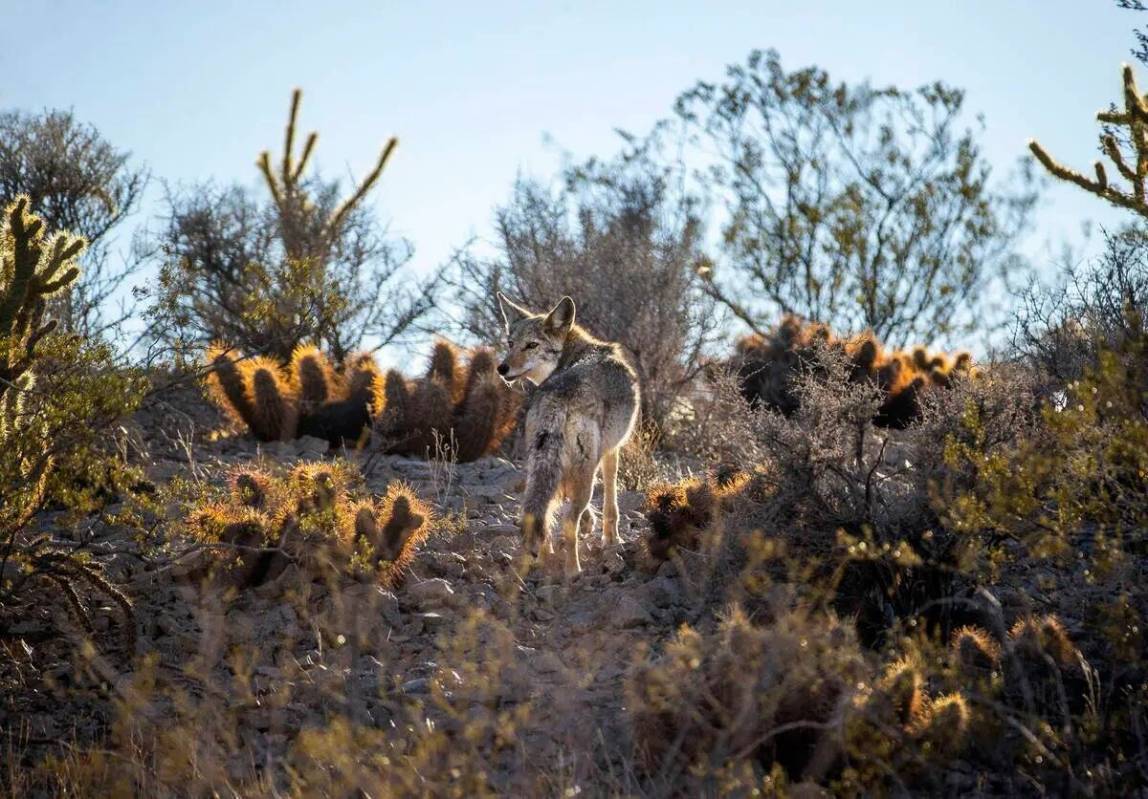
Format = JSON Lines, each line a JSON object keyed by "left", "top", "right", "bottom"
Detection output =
{"left": 732, "top": 315, "right": 976, "bottom": 428}
{"left": 0, "top": 196, "right": 84, "bottom": 439}
{"left": 206, "top": 344, "right": 379, "bottom": 445}
{"left": 187, "top": 461, "right": 430, "bottom": 590}
{"left": 644, "top": 466, "right": 750, "bottom": 561}
{"left": 206, "top": 340, "right": 520, "bottom": 461}
{"left": 876, "top": 616, "right": 1083, "bottom": 750}
{"left": 373, "top": 339, "right": 521, "bottom": 462}
{"left": 857, "top": 656, "right": 972, "bottom": 757}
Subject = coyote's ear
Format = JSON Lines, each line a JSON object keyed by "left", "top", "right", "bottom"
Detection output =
{"left": 543, "top": 296, "right": 575, "bottom": 337}
{"left": 497, "top": 292, "right": 531, "bottom": 328}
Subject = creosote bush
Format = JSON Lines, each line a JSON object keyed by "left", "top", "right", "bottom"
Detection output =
{"left": 679, "top": 48, "right": 1035, "bottom": 345}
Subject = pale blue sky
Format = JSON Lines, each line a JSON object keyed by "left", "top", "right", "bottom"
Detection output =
{"left": 1, "top": 1, "right": 1140, "bottom": 350}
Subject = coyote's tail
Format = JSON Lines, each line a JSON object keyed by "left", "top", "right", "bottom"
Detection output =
{"left": 521, "top": 422, "right": 565, "bottom": 549}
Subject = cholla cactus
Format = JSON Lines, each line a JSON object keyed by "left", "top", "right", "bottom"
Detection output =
{"left": 917, "top": 692, "right": 971, "bottom": 755}
{"left": 246, "top": 357, "right": 298, "bottom": 442}
{"left": 1029, "top": 64, "right": 1148, "bottom": 218}
{"left": 290, "top": 344, "right": 339, "bottom": 412}
{"left": 1008, "top": 614, "right": 1079, "bottom": 666}
{"left": 878, "top": 657, "right": 929, "bottom": 730}
{"left": 230, "top": 467, "right": 273, "bottom": 509}
{"left": 257, "top": 88, "right": 398, "bottom": 266}
{"left": 0, "top": 196, "right": 84, "bottom": 426}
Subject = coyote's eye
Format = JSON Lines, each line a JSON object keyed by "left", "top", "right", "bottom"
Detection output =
{"left": 523, "top": 342, "right": 539, "bottom": 350}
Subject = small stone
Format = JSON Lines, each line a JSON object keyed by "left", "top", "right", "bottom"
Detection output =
{"left": 601, "top": 548, "right": 626, "bottom": 576}
{"left": 533, "top": 651, "right": 565, "bottom": 674}
{"left": 639, "top": 574, "right": 685, "bottom": 608}
{"left": 535, "top": 584, "right": 563, "bottom": 605}
{"left": 400, "top": 677, "right": 430, "bottom": 695}
{"left": 376, "top": 590, "right": 402, "bottom": 628}
{"left": 483, "top": 524, "right": 520, "bottom": 537}
{"left": 405, "top": 578, "right": 458, "bottom": 610}
{"left": 423, "top": 552, "right": 467, "bottom": 580}
{"left": 610, "top": 595, "right": 653, "bottom": 629}
{"left": 293, "top": 435, "right": 330, "bottom": 457}
{"left": 618, "top": 491, "right": 646, "bottom": 514}
{"left": 412, "top": 612, "right": 449, "bottom": 634}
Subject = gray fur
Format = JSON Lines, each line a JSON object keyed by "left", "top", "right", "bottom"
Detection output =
{"left": 496, "top": 293, "right": 640, "bottom": 575}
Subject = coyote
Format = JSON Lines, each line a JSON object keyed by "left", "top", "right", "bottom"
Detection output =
{"left": 496, "top": 293, "right": 640, "bottom": 575}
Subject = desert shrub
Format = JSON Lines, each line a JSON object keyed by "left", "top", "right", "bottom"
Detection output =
{"left": 449, "top": 143, "right": 722, "bottom": 427}
{"left": 627, "top": 606, "right": 869, "bottom": 790}
{"left": 184, "top": 460, "right": 430, "bottom": 590}
{"left": 662, "top": 365, "right": 765, "bottom": 466}
{"left": 918, "top": 334, "right": 1146, "bottom": 789}
{"left": 643, "top": 343, "right": 1026, "bottom": 653}
{"left": 0, "top": 197, "right": 147, "bottom": 655}
{"left": 0, "top": 108, "right": 147, "bottom": 337}
{"left": 146, "top": 89, "right": 439, "bottom": 363}
{"left": 205, "top": 341, "right": 520, "bottom": 461}
{"left": 677, "top": 48, "right": 1036, "bottom": 346}
{"left": 1014, "top": 225, "right": 1148, "bottom": 391}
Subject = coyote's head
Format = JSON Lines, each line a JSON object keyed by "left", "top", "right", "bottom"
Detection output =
{"left": 495, "top": 293, "right": 576, "bottom": 385}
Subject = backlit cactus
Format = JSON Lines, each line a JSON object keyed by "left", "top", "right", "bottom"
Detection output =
{"left": 732, "top": 315, "right": 975, "bottom": 428}
{"left": 186, "top": 461, "right": 430, "bottom": 591}
{"left": 0, "top": 196, "right": 85, "bottom": 434}
{"left": 205, "top": 342, "right": 520, "bottom": 461}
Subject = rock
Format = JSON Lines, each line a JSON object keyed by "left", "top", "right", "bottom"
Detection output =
{"left": 405, "top": 578, "right": 459, "bottom": 610}
{"left": 533, "top": 650, "right": 565, "bottom": 675}
{"left": 489, "top": 536, "right": 518, "bottom": 565}
{"left": 260, "top": 440, "right": 295, "bottom": 459}
{"left": 618, "top": 491, "right": 646, "bottom": 514}
{"left": 411, "top": 612, "right": 449, "bottom": 634}
{"left": 293, "top": 435, "right": 330, "bottom": 457}
{"left": 638, "top": 574, "right": 685, "bottom": 608}
{"left": 610, "top": 595, "right": 653, "bottom": 629}
{"left": 600, "top": 547, "right": 626, "bottom": 576}
{"left": 482, "top": 524, "right": 520, "bottom": 537}
{"left": 400, "top": 677, "right": 430, "bottom": 695}
{"left": 535, "top": 584, "right": 563, "bottom": 605}
{"left": 423, "top": 551, "right": 468, "bottom": 580}
{"left": 789, "top": 782, "right": 830, "bottom": 799}
{"left": 376, "top": 589, "right": 403, "bottom": 628}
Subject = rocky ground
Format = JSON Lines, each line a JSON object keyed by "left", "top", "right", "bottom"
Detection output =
{"left": 2, "top": 384, "right": 700, "bottom": 794}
